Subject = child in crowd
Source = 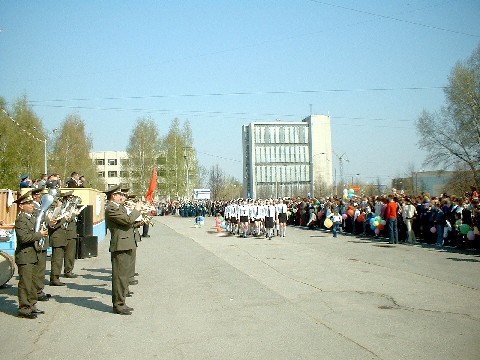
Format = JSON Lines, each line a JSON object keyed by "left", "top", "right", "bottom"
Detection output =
{"left": 328, "top": 209, "right": 342, "bottom": 238}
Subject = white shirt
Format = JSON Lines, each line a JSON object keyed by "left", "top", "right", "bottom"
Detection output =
{"left": 266, "top": 205, "right": 276, "bottom": 218}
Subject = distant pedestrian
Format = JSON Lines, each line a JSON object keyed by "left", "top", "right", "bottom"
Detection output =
{"left": 385, "top": 195, "right": 398, "bottom": 244}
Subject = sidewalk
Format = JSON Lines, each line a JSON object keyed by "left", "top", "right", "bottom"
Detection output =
{"left": 1, "top": 215, "right": 479, "bottom": 359}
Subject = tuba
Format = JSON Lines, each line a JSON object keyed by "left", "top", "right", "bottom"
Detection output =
{"left": 35, "top": 193, "right": 55, "bottom": 233}
{"left": 35, "top": 192, "right": 55, "bottom": 248}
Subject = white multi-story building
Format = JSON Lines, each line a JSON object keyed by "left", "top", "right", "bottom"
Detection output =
{"left": 89, "top": 151, "right": 129, "bottom": 190}
{"left": 242, "top": 115, "right": 333, "bottom": 199}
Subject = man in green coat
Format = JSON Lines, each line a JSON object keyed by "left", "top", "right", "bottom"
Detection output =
{"left": 105, "top": 185, "right": 142, "bottom": 315}
{"left": 64, "top": 194, "right": 80, "bottom": 278}
{"left": 48, "top": 192, "right": 70, "bottom": 286}
{"left": 14, "top": 190, "right": 49, "bottom": 319}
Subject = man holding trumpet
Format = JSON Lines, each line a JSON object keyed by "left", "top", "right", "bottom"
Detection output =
{"left": 105, "top": 185, "right": 142, "bottom": 315}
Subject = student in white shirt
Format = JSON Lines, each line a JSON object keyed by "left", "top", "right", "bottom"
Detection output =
{"left": 276, "top": 199, "right": 288, "bottom": 237}
{"left": 265, "top": 200, "right": 276, "bottom": 240}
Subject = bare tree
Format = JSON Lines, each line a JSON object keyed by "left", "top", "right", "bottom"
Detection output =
{"left": 416, "top": 46, "right": 480, "bottom": 188}
{"left": 208, "top": 164, "right": 225, "bottom": 200}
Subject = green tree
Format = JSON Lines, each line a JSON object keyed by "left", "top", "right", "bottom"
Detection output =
{"left": 124, "top": 117, "right": 162, "bottom": 196}
{"left": 162, "top": 118, "right": 184, "bottom": 200}
{"left": 0, "top": 95, "right": 45, "bottom": 189}
{"left": 416, "top": 46, "right": 480, "bottom": 188}
{"left": 181, "top": 120, "right": 201, "bottom": 199}
{"left": 49, "top": 113, "right": 102, "bottom": 189}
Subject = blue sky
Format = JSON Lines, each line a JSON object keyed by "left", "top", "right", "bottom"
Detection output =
{"left": 1, "top": 1, "right": 479, "bottom": 188}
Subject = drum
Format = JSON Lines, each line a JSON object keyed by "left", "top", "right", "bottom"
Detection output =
{"left": 0, "top": 251, "right": 15, "bottom": 288}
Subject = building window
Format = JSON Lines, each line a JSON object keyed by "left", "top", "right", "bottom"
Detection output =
{"left": 98, "top": 171, "right": 105, "bottom": 178}
{"left": 108, "top": 171, "right": 118, "bottom": 177}
{"left": 120, "top": 171, "right": 128, "bottom": 178}
{"left": 96, "top": 159, "right": 104, "bottom": 166}
{"left": 120, "top": 159, "right": 129, "bottom": 166}
{"left": 279, "top": 127, "right": 285, "bottom": 143}
{"left": 262, "top": 128, "right": 270, "bottom": 144}
{"left": 108, "top": 159, "right": 117, "bottom": 166}
{"left": 299, "top": 127, "right": 306, "bottom": 144}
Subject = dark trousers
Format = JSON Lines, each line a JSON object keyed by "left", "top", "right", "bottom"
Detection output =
{"left": 50, "top": 246, "right": 65, "bottom": 282}
{"left": 129, "top": 246, "right": 137, "bottom": 283}
{"left": 142, "top": 224, "right": 149, "bottom": 236}
{"left": 18, "top": 262, "right": 38, "bottom": 315}
{"left": 35, "top": 250, "right": 47, "bottom": 295}
{"left": 332, "top": 222, "right": 340, "bottom": 237}
{"left": 387, "top": 218, "right": 398, "bottom": 244}
{"left": 64, "top": 238, "right": 76, "bottom": 274}
{"left": 111, "top": 250, "right": 132, "bottom": 311}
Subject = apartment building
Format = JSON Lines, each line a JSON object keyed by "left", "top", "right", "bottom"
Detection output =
{"left": 89, "top": 151, "right": 129, "bottom": 190}
{"left": 242, "top": 115, "right": 333, "bottom": 199}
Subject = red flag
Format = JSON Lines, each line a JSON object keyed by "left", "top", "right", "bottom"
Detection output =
{"left": 145, "top": 167, "right": 157, "bottom": 204}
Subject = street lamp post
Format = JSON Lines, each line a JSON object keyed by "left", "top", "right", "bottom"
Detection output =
{"left": 43, "top": 138, "right": 47, "bottom": 174}
{"left": 34, "top": 127, "right": 56, "bottom": 175}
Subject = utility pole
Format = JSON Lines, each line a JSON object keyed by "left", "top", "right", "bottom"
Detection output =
{"left": 183, "top": 146, "right": 192, "bottom": 200}
{"left": 334, "top": 152, "right": 349, "bottom": 190}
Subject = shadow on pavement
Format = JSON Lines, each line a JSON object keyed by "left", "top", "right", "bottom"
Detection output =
{"left": 65, "top": 282, "right": 110, "bottom": 296}
{"left": 53, "top": 295, "right": 112, "bottom": 313}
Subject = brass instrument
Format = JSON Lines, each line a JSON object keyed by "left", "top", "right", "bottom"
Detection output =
{"left": 45, "top": 198, "right": 64, "bottom": 223}
{"left": 35, "top": 193, "right": 55, "bottom": 248}
{"left": 60, "top": 196, "right": 82, "bottom": 229}
{"left": 65, "top": 196, "right": 82, "bottom": 220}
{"left": 123, "top": 200, "right": 156, "bottom": 226}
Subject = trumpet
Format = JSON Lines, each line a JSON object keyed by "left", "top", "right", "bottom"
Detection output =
{"left": 123, "top": 200, "right": 156, "bottom": 226}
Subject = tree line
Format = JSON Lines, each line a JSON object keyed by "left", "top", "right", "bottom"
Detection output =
{"left": 0, "top": 98, "right": 240, "bottom": 200}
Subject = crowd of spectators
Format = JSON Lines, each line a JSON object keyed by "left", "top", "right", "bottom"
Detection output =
{"left": 283, "top": 187, "right": 480, "bottom": 249}
{"left": 18, "top": 172, "right": 87, "bottom": 191}
{"left": 153, "top": 187, "right": 480, "bottom": 250}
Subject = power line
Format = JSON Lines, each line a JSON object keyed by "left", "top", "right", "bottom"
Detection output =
{"left": 26, "top": 86, "right": 446, "bottom": 104}
{"left": 307, "top": 0, "right": 480, "bottom": 38}
{"left": 24, "top": 102, "right": 418, "bottom": 129}
{"left": 196, "top": 151, "right": 241, "bottom": 164}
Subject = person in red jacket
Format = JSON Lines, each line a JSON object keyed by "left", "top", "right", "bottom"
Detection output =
{"left": 385, "top": 195, "right": 399, "bottom": 244}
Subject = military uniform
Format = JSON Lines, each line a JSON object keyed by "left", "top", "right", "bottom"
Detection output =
{"left": 64, "top": 215, "right": 78, "bottom": 277}
{"left": 130, "top": 221, "right": 142, "bottom": 285}
{"left": 105, "top": 189, "right": 141, "bottom": 315}
{"left": 48, "top": 215, "right": 67, "bottom": 285}
{"left": 14, "top": 192, "right": 45, "bottom": 318}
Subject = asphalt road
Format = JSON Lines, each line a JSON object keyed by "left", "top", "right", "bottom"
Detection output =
{"left": 1, "top": 215, "right": 479, "bottom": 360}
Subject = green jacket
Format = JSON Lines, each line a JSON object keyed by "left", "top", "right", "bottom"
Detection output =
{"left": 14, "top": 212, "right": 42, "bottom": 265}
{"left": 48, "top": 217, "right": 67, "bottom": 247}
{"left": 105, "top": 201, "right": 141, "bottom": 252}
{"left": 65, "top": 216, "right": 78, "bottom": 240}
